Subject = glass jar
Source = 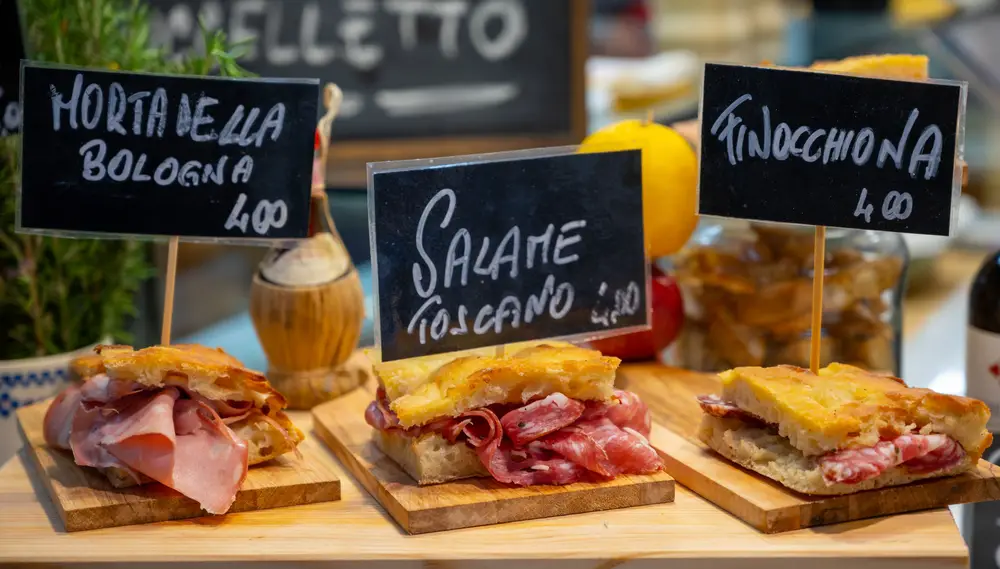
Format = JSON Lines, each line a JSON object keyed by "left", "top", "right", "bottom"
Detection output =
{"left": 665, "top": 218, "right": 908, "bottom": 375}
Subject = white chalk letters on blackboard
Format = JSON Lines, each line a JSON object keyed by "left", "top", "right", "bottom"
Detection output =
{"left": 709, "top": 94, "right": 944, "bottom": 180}
{"left": 407, "top": 187, "right": 584, "bottom": 346}
{"left": 49, "top": 72, "right": 289, "bottom": 196}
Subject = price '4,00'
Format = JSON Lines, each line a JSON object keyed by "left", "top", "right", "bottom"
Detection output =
{"left": 225, "top": 192, "right": 288, "bottom": 236}
{"left": 854, "top": 188, "right": 913, "bottom": 224}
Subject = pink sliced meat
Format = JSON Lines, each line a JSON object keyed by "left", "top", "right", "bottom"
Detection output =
{"left": 602, "top": 390, "right": 653, "bottom": 436}
{"left": 43, "top": 385, "right": 84, "bottom": 450}
{"left": 582, "top": 390, "right": 653, "bottom": 437}
{"left": 114, "top": 399, "right": 248, "bottom": 514}
{"left": 905, "top": 436, "right": 966, "bottom": 474}
{"left": 538, "top": 418, "right": 662, "bottom": 477}
{"left": 65, "top": 386, "right": 249, "bottom": 514}
{"left": 696, "top": 394, "right": 767, "bottom": 425}
{"left": 535, "top": 426, "right": 616, "bottom": 477}
{"left": 478, "top": 438, "right": 597, "bottom": 486}
{"left": 79, "top": 374, "right": 145, "bottom": 403}
{"left": 187, "top": 392, "right": 254, "bottom": 418}
{"left": 820, "top": 434, "right": 955, "bottom": 485}
{"left": 501, "top": 393, "right": 585, "bottom": 447}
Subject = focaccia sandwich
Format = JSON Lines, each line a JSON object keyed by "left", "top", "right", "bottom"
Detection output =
{"left": 44, "top": 344, "right": 304, "bottom": 513}
{"left": 697, "top": 363, "right": 991, "bottom": 495}
{"left": 365, "top": 341, "right": 664, "bottom": 486}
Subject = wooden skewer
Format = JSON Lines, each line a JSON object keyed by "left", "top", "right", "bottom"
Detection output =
{"left": 160, "top": 236, "right": 179, "bottom": 346}
{"left": 809, "top": 226, "right": 827, "bottom": 374}
{"left": 494, "top": 344, "right": 506, "bottom": 358}
{"left": 645, "top": 109, "right": 654, "bottom": 125}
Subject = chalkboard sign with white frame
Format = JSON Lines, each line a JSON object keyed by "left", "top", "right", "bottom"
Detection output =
{"left": 368, "top": 146, "right": 648, "bottom": 363}
{"left": 17, "top": 63, "right": 318, "bottom": 243}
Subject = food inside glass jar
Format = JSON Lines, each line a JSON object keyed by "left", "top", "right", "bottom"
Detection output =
{"left": 672, "top": 223, "right": 903, "bottom": 373}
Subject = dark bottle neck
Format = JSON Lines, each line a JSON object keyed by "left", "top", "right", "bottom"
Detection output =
{"left": 970, "top": 251, "right": 1000, "bottom": 334}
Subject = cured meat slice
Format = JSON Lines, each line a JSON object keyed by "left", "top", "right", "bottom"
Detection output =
{"left": 67, "top": 386, "right": 249, "bottom": 513}
{"left": 820, "top": 434, "right": 953, "bottom": 485}
{"left": 79, "top": 374, "right": 145, "bottom": 403}
{"left": 582, "top": 390, "right": 653, "bottom": 436}
{"left": 501, "top": 393, "right": 585, "bottom": 447}
{"left": 905, "top": 436, "right": 966, "bottom": 474}
{"left": 536, "top": 426, "right": 616, "bottom": 478}
{"left": 539, "top": 418, "right": 662, "bottom": 477}
{"left": 696, "top": 395, "right": 766, "bottom": 425}
{"left": 478, "top": 438, "right": 596, "bottom": 486}
{"left": 43, "top": 385, "right": 84, "bottom": 450}
{"left": 603, "top": 390, "right": 653, "bottom": 436}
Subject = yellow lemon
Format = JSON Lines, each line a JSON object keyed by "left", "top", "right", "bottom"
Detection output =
{"left": 579, "top": 120, "right": 698, "bottom": 258}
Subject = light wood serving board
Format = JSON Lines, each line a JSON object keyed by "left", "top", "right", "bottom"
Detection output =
{"left": 16, "top": 399, "right": 342, "bottom": 532}
{"left": 312, "top": 383, "right": 675, "bottom": 534}
{"left": 619, "top": 363, "right": 1000, "bottom": 533}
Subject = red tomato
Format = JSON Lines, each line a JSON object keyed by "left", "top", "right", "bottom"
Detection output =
{"left": 590, "top": 265, "right": 684, "bottom": 361}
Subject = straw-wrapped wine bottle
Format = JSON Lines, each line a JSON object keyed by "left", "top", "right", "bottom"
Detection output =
{"left": 249, "top": 84, "right": 368, "bottom": 409}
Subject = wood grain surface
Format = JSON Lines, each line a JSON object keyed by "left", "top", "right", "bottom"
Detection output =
{"left": 619, "top": 363, "right": 1000, "bottom": 533}
{"left": 16, "top": 399, "right": 341, "bottom": 531}
{"left": 0, "top": 364, "right": 974, "bottom": 568}
{"left": 311, "top": 382, "right": 675, "bottom": 534}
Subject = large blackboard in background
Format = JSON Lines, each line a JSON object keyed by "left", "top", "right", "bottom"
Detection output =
{"left": 147, "top": 0, "right": 588, "bottom": 186}
{"left": 370, "top": 149, "right": 647, "bottom": 362}
{"left": 19, "top": 64, "right": 317, "bottom": 240}
{"left": 698, "top": 63, "right": 964, "bottom": 237}
{"left": 0, "top": 0, "right": 25, "bottom": 136}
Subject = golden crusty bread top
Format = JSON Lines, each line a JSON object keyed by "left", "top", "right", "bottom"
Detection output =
{"left": 372, "top": 342, "right": 619, "bottom": 428}
{"left": 719, "top": 363, "right": 991, "bottom": 459}
{"left": 89, "top": 344, "right": 288, "bottom": 412}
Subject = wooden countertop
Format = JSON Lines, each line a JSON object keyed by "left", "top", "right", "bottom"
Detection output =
{"left": 0, "top": 368, "right": 970, "bottom": 568}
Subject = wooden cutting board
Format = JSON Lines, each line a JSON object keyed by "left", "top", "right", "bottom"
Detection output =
{"left": 16, "top": 399, "right": 342, "bottom": 532}
{"left": 619, "top": 363, "right": 1000, "bottom": 533}
{"left": 312, "top": 383, "right": 675, "bottom": 534}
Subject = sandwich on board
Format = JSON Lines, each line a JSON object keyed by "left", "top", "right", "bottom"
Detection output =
{"left": 43, "top": 344, "right": 304, "bottom": 514}
{"left": 697, "top": 363, "right": 991, "bottom": 495}
{"left": 365, "top": 341, "right": 664, "bottom": 486}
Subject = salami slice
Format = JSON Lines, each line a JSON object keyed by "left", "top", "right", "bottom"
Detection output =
{"left": 501, "top": 393, "right": 585, "bottom": 447}
{"left": 580, "top": 390, "right": 650, "bottom": 435}
{"left": 535, "top": 425, "right": 616, "bottom": 477}
{"left": 696, "top": 395, "right": 767, "bottom": 425}
{"left": 905, "top": 436, "right": 966, "bottom": 474}
{"left": 820, "top": 434, "right": 956, "bottom": 485}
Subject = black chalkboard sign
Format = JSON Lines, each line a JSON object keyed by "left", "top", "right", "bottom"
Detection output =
{"left": 18, "top": 63, "right": 318, "bottom": 240}
{"left": 698, "top": 63, "right": 965, "bottom": 237}
{"left": 146, "top": 0, "right": 588, "bottom": 187}
{"left": 370, "top": 148, "right": 647, "bottom": 362}
{"left": 0, "top": 0, "right": 25, "bottom": 136}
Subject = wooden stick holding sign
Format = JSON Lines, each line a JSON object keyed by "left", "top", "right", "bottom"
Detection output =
{"left": 809, "top": 226, "right": 826, "bottom": 373}
{"left": 160, "top": 237, "right": 180, "bottom": 345}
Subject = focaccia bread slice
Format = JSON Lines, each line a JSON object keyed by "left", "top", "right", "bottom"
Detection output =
{"left": 373, "top": 342, "right": 619, "bottom": 428}
{"left": 373, "top": 430, "right": 488, "bottom": 486}
{"left": 718, "top": 363, "right": 991, "bottom": 459}
{"left": 74, "top": 344, "right": 304, "bottom": 486}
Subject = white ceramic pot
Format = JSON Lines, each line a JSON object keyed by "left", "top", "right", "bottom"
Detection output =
{"left": 0, "top": 340, "right": 105, "bottom": 465}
